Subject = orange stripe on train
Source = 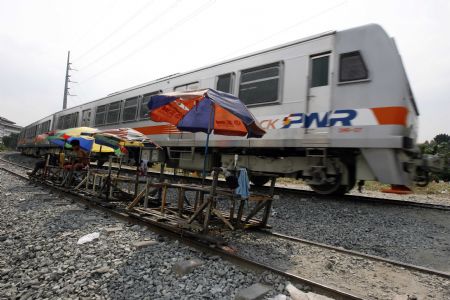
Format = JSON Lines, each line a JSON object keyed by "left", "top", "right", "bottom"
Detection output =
{"left": 134, "top": 124, "right": 180, "bottom": 135}
{"left": 370, "top": 106, "right": 408, "bottom": 126}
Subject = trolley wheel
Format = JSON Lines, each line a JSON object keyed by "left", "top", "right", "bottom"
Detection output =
{"left": 250, "top": 175, "right": 270, "bottom": 187}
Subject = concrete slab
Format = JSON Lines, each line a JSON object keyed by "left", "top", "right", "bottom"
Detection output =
{"left": 173, "top": 259, "right": 203, "bottom": 276}
{"left": 235, "top": 283, "right": 271, "bottom": 300}
{"left": 132, "top": 240, "right": 158, "bottom": 249}
{"left": 102, "top": 227, "right": 123, "bottom": 235}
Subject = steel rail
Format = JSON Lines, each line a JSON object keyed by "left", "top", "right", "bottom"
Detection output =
{"left": 99, "top": 161, "right": 450, "bottom": 211}
{"left": 260, "top": 231, "right": 450, "bottom": 279}
{"left": 1, "top": 155, "right": 448, "bottom": 211}
{"left": 107, "top": 161, "right": 450, "bottom": 211}
{"left": 271, "top": 186, "right": 450, "bottom": 211}
{"left": 0, "top": 163, "right": 365, "bottom": 300}
{"left": 2, "top": 157, "right": 449, "bottom": 277}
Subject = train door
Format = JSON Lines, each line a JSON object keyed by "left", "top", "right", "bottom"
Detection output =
{"left": 81, "top": 109, "right": 92, "bottom": 127}
{"left": 306, "top": 53, "right": 331, "bottom": 136}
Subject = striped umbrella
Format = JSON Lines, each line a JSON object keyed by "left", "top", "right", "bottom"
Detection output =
{"left": 148, "top": 89, "right": 266, "bottom": 177}
{"left": 46, "top": 127, "right": 114, "bottom": 153}
{"left": 93, "top": 128, "right": 160, "bottom": 156}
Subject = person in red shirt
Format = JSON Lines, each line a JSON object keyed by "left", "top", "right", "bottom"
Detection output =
{"left": 64, "top": 140, "right": 89, "bottom": 170}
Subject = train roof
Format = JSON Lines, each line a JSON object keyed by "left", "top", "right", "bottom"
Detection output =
{"left": 47, "top": 28, "right": 337, "bottom": 118}
{"left": 107, "top": 29, "right": 336, "bottom": 96}
{"left": 24, "top": 24, "right": 392, "bottom": 129}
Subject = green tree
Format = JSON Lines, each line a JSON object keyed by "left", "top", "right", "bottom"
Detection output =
{"left": 1, "top": 133, "right": 19, "bottom": 149}
{"left": 419, "top": 133, "right": 450, "bottom": 182}
{"left": 433, "top": 133, "right": 450, "bottom": 145}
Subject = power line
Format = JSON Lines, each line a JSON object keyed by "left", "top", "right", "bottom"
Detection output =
{"left": 79, "top": 0, "right": 215, "bottom": 84}
{"left": 73, "top": 0, "right": 156, "bottom": 62}
{"left": 69, "top": 0, "right": 119, "bottom": 50}
{"left": 218, "top": 0, "right": 347, "bottom": 61}
{"left": 79, "top": 0, "right": 181, "bottom": 71}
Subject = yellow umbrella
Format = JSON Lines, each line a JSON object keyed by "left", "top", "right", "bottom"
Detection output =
{"left": 91, "top": 143, "right": 115, "bottom": 153}
{"left": 47, "top": 127, "right": 115, "bottom": 153}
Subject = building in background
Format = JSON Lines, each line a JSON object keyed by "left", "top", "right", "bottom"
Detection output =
{"left": 0, "top": 116, "right": 22, "bottom": 140}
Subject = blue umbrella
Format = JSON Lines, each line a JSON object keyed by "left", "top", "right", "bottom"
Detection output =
{"left": 49, "top": 136, "right": 94, "bottom": 152}
{"left": 148, "top": 89, "right": 266, "bottom": 177}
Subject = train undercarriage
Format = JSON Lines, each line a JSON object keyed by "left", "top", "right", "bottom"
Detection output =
{"left": 19, "top": 143, "right": 443, "bottom": 196}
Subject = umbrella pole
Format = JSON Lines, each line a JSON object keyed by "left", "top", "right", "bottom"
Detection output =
{"left": 201, "top": 132, "right": 210, "bottom": 184}
{"left": 201, "top": 104, "right": 214, "bottom": 185}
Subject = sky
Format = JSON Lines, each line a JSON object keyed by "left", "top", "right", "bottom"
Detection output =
{"left": 0, "top": 0, "right": 449, "bottom": 142}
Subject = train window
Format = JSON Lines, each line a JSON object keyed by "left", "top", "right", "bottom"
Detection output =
{"left": 57, "top": 116, "right": 63, "bottom": 129}
{"left": 57, "top": 112, "right": 78, "bottom": 129}
{"left": 106, "top": 101, "right": 121, "bottom": 124}
{"left": 140, "top": 92, "right": 159, "bottom": 119}
{"left": 32, "top": 125, "right": 37, "bottom": 137}
{"left": 64, "top": 115, "right": 70, "bottom": 129}
{"left": 239, "top": 62, "right": 281, "bottom": 105}
{"left": 339, "top": 51, "right": 368, "bottom": 82}
{"left": 81, "top": 109, "right": 91, "bottom": 126}
{"left": 216, "top": 73, "right": 234, "bottom": 93}
{"left": 123, "top": 97, "right": 139, "bottom": 122}
{"left": 69, "top": 112, "right": 78, "bottom": 129}
{"left": 95, "top": 105, "right": 107, "bottom": 126}
{"left": 40, "top": 120, "right": 50, "bottom": 133}
{"left": 41, "top": 121, "right": 47, "bottom": 133}
{"left": 174, "top": 82, "right": 199, "bottom": 92}
{"left": 311, "top": 55, "right": 329, "bottom": 87}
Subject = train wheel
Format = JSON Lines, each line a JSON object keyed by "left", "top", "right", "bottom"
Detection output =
{"left": 309, "top": 176, "right": 348, "bottom": 196}
{"left": 250, "top": 175, "right": 270, "bottom": 187}
{"left": 309, "top": 161, "right": 355, "bottom": 196}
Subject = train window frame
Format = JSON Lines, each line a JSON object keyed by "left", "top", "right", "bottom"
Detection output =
{"left": 81, "top": 109, "right": 91, "bottom": 127}
{"left": 95, "top": 105, "right": 107, "bottom": 126}
{"left": 173, "top": 82, "right": 200, "bottom": 92}
{"left": 57, "top": 115, "right": 63, "bottom": 129}
{"left": 216, "top": 73, "right": 235, "bottom": 94}
{"left": 310, "top": 54, "right": 330, "bottom": 88}
{"left": 140, "top": 91, "right": 160, "bottom": 120}
{"left": 57, "top": 112, "right": 78, "bottom": 130}
{"left": 238, "top": 61, "right": 283, "bottom": 107}
{"left": 122, "top": 97, "right": 139, "bottom": 123}
{"left": 39, "top": 120, "right": 51, "bottom": 133}
{"left": 338, "top": 51, "right": 369, "bottom": 84}
{"left": 106, "top": 101, "right": 122, "bottom": 125}
{"left": 43, "top": 120, "right": 50, "bottom": 133}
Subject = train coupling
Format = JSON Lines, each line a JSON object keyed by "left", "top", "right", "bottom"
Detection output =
{"left": 413, "top": 154, "right": 446, "bottom": 187}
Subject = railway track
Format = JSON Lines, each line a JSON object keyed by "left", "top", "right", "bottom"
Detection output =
{"left": 2, "top": 154, "right": 448, "bottom": 211}
{"left": 0, "top": 158, "right": 364, "bottom": 300}
{"left": 260, "top": 231, "right": 450, "bottom": 279}
{"left": 1, "top": 156, "right": 449, "bottom": 299}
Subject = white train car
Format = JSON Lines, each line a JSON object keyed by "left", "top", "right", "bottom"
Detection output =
{"left": 19, "top": 24, "right": 429, "bottom": 195}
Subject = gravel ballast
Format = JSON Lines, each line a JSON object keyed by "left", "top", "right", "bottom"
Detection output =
{"left": 1, "top": 152, "right": 450, "bottom": 299}
{"left": 3, "top": 152, "right": 450, "bottom": 271}
{"left": 223, "top": 230, "right": 450, "bottom": 300}
{"left": 0, "top": 169, "right": 292, "bottom": 300}
{"left": 268, "top": 194, "right": 450, "bottom": 272}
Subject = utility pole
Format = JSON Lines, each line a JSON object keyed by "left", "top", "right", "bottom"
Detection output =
{"left": 62, "top": 51, "right": 76, "bottom": 110}
{"left": 62, "top": 51, "right": 70, "bottom": 110}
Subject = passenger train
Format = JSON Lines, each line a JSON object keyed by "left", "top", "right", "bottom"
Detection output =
{"left": 19, "top": 24, "right": 433, "bottom": 195}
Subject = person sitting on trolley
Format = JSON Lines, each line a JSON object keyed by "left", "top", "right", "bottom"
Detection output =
{"left": 64, "top": 140, "right": 89, "bottom": 171}
{"left": 27, "top": 153, "right": 59, "bottom": 177}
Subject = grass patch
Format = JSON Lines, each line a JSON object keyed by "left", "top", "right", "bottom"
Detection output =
{"left": 276, "top": 176, "right": 449, "bottom": 195}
